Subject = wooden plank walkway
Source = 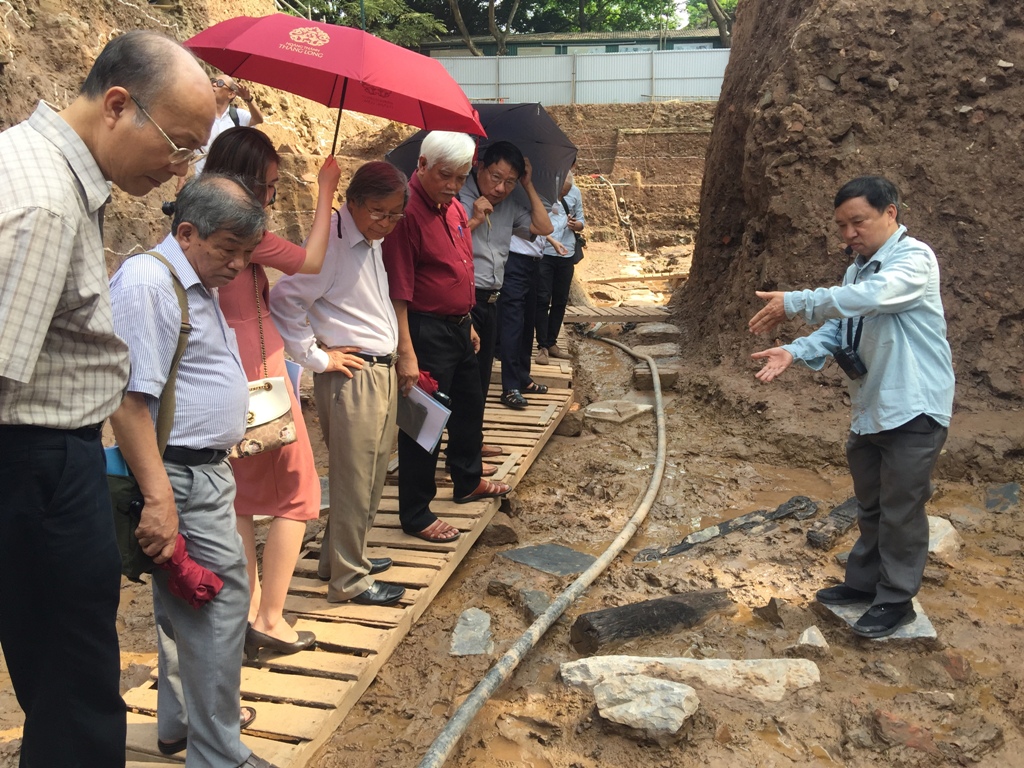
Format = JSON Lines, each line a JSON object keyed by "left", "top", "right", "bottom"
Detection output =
{"left": 563, "top": 305, "right": 670, "bottom": 323}
{"left": 123, "top": 385, "right": 574, "bottom": 766}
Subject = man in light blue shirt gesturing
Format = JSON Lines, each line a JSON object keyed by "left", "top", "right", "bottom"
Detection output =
{"left": 749, "top": 175, "right": 954, "bottom": 639}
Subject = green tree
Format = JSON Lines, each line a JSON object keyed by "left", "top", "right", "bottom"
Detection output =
{"left": 424, "top": 0, "right": 682, "bottom": 54}
{"left": 282, "top": 0, "right": 446, "bottom": 48}
{"left": 685, "top": 0, "right": 737, "bottom": 47}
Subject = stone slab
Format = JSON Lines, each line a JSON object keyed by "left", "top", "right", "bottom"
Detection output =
{"left": 499, "top": 543, "right": 597, "bottom": 576}
{"left": 450, "top": 607, "right": 494, "bottom": 656}
{"left": 819, "top": 597, "right": 936, "bottom": 641}
{"left": 985, "top": 482, "right": 1020, "bottom": 512}
{"left": 583, "top": 400, "right": 654, "bottom": 424}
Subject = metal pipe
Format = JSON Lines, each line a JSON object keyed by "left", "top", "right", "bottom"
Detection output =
{"left": 415, "top": 335, "right": 668, "bottom": 768}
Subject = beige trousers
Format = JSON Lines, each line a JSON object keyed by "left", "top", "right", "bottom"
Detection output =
{"left": 314, "top": 362, "right": 398, "bottom": 601}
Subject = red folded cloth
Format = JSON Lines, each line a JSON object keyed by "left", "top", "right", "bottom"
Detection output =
{"left": 160, "top": 534, "right": 224, "bottom": 609}
{"left": 417, "top": 370, "right": 440, "bottom": 395}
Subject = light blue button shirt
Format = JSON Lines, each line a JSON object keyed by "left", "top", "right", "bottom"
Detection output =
{"left": 782, "top": 224, "right": 955, "bottom": 435}
{"left": 110, "top": 235, "right": 249, "bottom": 449}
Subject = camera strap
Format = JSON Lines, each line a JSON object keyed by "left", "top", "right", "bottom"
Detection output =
{"left": 845, "top": 260, "right": 883, "bottom": 351}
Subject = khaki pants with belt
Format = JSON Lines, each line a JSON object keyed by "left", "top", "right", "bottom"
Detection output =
{"left": 314, "top": 363, "right": 398, "bottom": 601}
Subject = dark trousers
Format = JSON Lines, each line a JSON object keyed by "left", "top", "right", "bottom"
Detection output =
{"left": 471, "top": 289, "right": 499, "bottom": 400}
{"left": 535, "top": 254, "right": 575, "bottom": 350}
{"left": 498, "top": 251, "right": 541, "bottom": 392}
{"left": 0, "top": 425, "right": 126, "bottom": 768}
{"left": 845, "top": 414, "right": 948, "bottom": 606}
{"left": 400, "top": 313, "right": 484, "bottom": 532}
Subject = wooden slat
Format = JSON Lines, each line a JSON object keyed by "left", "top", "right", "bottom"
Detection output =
{"left": 125, "top": 687, "right": 329, "bottom": 741}
{"left": 563, "top": 305, "right": 669, "bottom": 323}
{"left": 120, "top": 379, "right": 575, "bottom": 768}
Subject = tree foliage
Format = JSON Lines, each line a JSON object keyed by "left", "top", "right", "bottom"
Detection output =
{"left": 685, "top": 0, "right": 738, "bottom": 47}
{"left": 282, "top": 0, "right": 446, "bottom": 47}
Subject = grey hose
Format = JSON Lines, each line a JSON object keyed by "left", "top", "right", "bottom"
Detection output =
{"left": 416, "top": 335, "right": 668, "bottom": 768}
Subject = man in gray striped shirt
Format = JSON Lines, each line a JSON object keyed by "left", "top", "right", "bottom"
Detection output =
{"left": 110, "top": 174, "right": 280, "bottom": 768}
{"left": 0, "top": 31, "right": 216, "bottom": 766}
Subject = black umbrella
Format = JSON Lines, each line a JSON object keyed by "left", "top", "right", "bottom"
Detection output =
{"left": 385, "top": 102, "right": 577, "bottom": 205}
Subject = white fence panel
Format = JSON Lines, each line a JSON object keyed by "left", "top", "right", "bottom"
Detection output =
{"left": 650, "top": 49, "right": 730, "bottom": 101}
{"left": 434, "top": 49, "right": 728, "bottom": 105}
{"left": 576, "top": 51, "right": 650, "bottom": 104}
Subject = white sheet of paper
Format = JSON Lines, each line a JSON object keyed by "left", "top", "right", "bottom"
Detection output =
{"left": 400, "top": 385, "right": 452, "bottom": 453}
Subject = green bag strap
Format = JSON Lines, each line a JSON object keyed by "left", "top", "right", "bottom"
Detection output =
{"left": 129, "top": 250, "right": 191, "bottom": 453}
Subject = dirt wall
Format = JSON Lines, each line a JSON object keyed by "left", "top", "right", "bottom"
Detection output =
{"left": 675, "top": 0, "right": 1024, "bottom": 416}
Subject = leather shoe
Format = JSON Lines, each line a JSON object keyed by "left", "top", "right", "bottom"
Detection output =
{"left": 240, "top": 755, "right": 281, "bottom": 768}
{"left": 318, "top": 557, "right": 394, "bottom": 581}
{"left": 852, "top": 602, "right": 916, "bottom": 638}
{"left": 350, "top": 581, "right": 405, "bottom": 606}
{"left": 815, "top": 584, "right": 876, "bottom": 605}
{"left": 244, "top": 625, "right": 316, "bottom": 662}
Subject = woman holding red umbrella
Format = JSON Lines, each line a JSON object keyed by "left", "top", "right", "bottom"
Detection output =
{"left": 203, "top": 127, "right": 340, "bottom": 659}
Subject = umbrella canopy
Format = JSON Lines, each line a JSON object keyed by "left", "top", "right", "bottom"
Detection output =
{"left": 385, "top": 103, "right": 576, "bottom": 205}
{"left": 184, "top": 14, "right": 485, "bottom": 147}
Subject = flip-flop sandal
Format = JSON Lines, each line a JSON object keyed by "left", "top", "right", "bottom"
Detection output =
{"left": 524, "top": 381, "right": 548, "bottom": 394}
{"left": 501, "top": 389, "right": 528, "bottom": 409}
{"left": 407, "top": 519, "right": 461, "bottom": 542}
{"left": 159, "top": 706, "right": 257, "bottom": 755}
{"left": 454, "top": 479, "right": 511, "bottom": 504}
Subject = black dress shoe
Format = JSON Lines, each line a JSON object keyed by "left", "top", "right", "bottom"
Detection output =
{"left": 369, "top": 557, "right": 393, "bottom": 575}
{"left": 852, "top": 601, "right": 916, "bottom": 638}
{"left": 815, "top": 584, "right": 876, "bottom": 605}
{"left": 350, "top": 581, "right": 405, "bottom": 606}
{"left": 244, "top": 625, "right": 316, "bottom": 662}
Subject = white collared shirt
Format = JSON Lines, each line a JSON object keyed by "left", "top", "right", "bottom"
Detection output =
{"left": 271, "top": 207, "right": 398, "bottom": 372}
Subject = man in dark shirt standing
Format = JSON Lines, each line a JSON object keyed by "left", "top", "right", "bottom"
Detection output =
{"left": 382, "top": 131, "right": 511, "bottom": 543}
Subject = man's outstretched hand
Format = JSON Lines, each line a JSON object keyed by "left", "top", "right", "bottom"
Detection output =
{"left": 749, "top": 291, "right": 787, "bottom": 334}
{"left": 751, "top": 347, "right": 793, "bottom": 383}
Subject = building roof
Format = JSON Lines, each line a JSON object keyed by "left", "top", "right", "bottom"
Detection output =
{"left": 421, "top": 28, "right": 721, "bottom": 48}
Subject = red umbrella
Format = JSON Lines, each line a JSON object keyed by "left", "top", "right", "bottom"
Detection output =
{"left": 184, "top": 14, "right": 485, "bottom": 153}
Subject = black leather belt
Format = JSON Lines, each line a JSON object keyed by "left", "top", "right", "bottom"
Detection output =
{"left": 163, "top": 445, "right": 229, "bottom": 465}
{"left": 354, "top": 351, "right": 397, "bottom": 367}
{"left": 476, "top": 288, "right": 501, "bottom": 304}
{"left": 414, "top": 311, "right": 472, "bottom": 326}
{"left": 0, "top": 423, "right": 103, "bottom": 439}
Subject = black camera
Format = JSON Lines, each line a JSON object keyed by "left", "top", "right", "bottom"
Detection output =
{"left": 834, "top": 346, "right": 868, "bottom": 380}
{"left": 161, "top": 200, "right": 176, "bottom": 216}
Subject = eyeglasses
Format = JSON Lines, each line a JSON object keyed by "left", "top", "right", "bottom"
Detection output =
{"left": 363, "top": 206, "right": 404, "bottom": 222}
{"left": 130, "top": 95, "right": 200, "bottom": 165}
{"left": 210, "top": 78, "right": 237, "bottom": 92}
{"left": 487, "top": 171, "right": 518, "bottom": 190}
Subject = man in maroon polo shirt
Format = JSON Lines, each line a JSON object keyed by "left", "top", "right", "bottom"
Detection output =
{"left": 382, "top": 131, "right": 511, "bottom": 542}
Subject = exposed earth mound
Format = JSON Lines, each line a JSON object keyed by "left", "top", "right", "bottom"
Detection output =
{"left": 675, "top": 0, "right": 1024, "bottom": 479}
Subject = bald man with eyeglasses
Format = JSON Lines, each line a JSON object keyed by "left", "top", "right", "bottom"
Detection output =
{"left": 0, "top": 30, "right": 216, "bottom": 766}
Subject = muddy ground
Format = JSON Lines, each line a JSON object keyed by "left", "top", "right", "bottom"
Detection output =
{"left": 3, "top": 244, "right": 1023, "bottom": 768}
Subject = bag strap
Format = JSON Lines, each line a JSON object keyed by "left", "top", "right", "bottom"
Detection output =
{"left": 130, "top": 250, "right": 192, "bottom": 453}
{"left": 560, "top": 197, "right": 571, "bottom": 216}
{"left": 252, "top": 264, "right": 269, "bottom": 379}
{"left": 229, "top": 102, "right": 241, "bottom": 127}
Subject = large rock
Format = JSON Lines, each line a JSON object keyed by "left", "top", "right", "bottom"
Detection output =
{"left": 450, "top": 608, "right": 494, "bottom": 656}
{"left": 632, "top": 322, "right": 683, "bottom": 345}
{"left": 593, "top": 674, "right": 699, "bottom": 733}
{"left": 927, "top": 516, "right": 964, "bottom": 561}
{"left": 561, "top": 656, "right": 820, "bottom": 703}
{"left": 629, "top": 342, "right": 681, "bottom": 360}
{"left": 633, "top": 362, "right": 680, "bottom": 391}
{"left": 583, "top": 400, "right": 653, "bottom": 425}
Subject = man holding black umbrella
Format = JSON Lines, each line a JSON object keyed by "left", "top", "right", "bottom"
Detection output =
{"left": 459, "top": 141, "right": 552, "bottom": 410}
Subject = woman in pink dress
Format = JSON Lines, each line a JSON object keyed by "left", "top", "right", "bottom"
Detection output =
{"left": 204, "top": 127, "right": 341, "bottom": 658}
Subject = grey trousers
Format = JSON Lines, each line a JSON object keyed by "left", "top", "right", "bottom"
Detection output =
{"left": 155, "top": 460, "right": 251, "bottom": 768}
{"left": 844, "top": 414, "right": 948, "bottom": 606}
{"left": 314, "top": 363, "right": 399, "bottom": 600}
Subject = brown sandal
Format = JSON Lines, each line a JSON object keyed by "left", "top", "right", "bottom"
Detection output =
{"left": 454, "top": 478, "right": 511, "bottom": 504}
{"left": 408, "top": 518, "right": 461, "bottom": 542}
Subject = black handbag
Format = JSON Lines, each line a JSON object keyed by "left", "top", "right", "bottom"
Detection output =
{"left": 108, "top": 251, "right": 191, "bottom": 582}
